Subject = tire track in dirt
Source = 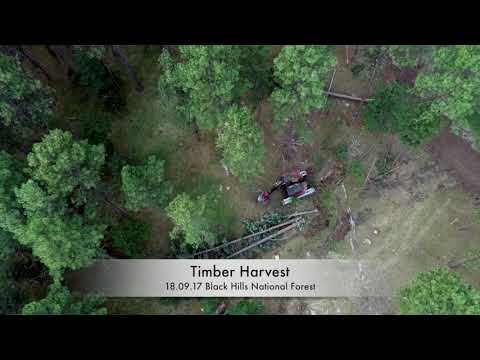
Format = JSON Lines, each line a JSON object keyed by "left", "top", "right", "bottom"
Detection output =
{"left": 367, "top": 197, "right": 452, "bottom": 274}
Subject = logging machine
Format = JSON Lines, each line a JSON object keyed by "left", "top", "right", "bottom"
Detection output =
{"left": 257, "top": 170, "right": 316, "bottom": 206}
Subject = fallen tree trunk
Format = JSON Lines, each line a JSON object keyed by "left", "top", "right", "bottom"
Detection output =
{"left": 324, "top": 90, "right": 373, "bottom": 102}
{"left": 192, "top": 217, "right": 301, "bottom": 258}
{"left": 226, "top": 221, "right": 301, "bottom": 259}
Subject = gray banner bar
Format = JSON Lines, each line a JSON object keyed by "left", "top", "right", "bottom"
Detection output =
{"left": 67, "top": 260, "right": 391, "bottom": 297}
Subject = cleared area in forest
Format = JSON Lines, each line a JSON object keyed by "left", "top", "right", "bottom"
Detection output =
{"left": 106, "top": 46, "right": 480, "bottom": 315}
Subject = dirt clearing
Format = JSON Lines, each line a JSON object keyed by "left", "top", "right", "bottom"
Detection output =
{"left": 426, "top": 126, "right": 480, "bottom": 195}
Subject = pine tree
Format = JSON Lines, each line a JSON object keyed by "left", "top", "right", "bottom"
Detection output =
{"left": 159, "top": 45, "right": 248, "bottom": 130}
{"left": 271, "top": 45, "right": 336, "bottom": 125}
{"left": 216, "top": 105, "right": 265, "bottom": 182}
{"left": 0, "top": 53, "right": 54, "bottom": 131}
{"left": 121, "top": 155, "right": 172, "bottom": 212}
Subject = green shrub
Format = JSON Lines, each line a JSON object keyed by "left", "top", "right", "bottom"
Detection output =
{"left": 225, "top": 299, "right": 265, "bottom": 315}
{"left": 121, "top": 155, "right": 173, "bottom": 212}
{"left": 111, "top": 218, "right": 151, "bottom": 258}
{"left": 200, "top": 298, "right": 223, "bottom": 315}
{"left": 351, "top": 63, "right": 365, "bottom": 78}
{"left": 166, "top": 193, "right": 218, "bottom": 250}
{"left": 242, "top": 212, "right": 287, "bottom": 235}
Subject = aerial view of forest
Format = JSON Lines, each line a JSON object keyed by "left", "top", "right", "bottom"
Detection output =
{"left": 1, "top": 45, "right": 480, "bottom": 315}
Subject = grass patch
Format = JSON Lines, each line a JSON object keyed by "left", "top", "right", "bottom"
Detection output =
{"left": 334, "top": 143, "right": 349, "bottom": 162}
{"left": 348, "top": 160, "right": 366, "bottom": 185}
{"left": 320, "top": 188, "right": 337, "bottom": 227}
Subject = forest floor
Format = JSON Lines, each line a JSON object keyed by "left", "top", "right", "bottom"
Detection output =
{"left": 42, "top": 45, "right": 479, "bottom": 315}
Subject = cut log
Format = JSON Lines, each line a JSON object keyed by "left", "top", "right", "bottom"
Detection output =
{"left": 191, "top": 217, "right": 301, "bottom": 258}
{"left": 287, "top": 209, "right": 319, "bottom": 218}
{"left": 226, "top": 221, "right": 301, "bottom": 259}
{"left": 324, "top": 90, "right": 373, "bottom": 102}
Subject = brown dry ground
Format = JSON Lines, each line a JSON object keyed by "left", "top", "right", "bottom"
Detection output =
{"left": 425, "top": 126, "right": 480, "bottom": 195}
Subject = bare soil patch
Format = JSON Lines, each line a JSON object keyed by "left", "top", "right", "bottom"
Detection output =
{"left": 425, "top": 126, "right": 480, "bottom": 195}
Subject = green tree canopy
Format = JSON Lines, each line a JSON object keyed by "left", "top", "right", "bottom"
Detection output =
{"left": 27, "top": 129, "right": 105, "bottom": 198}
{"left": 22, "top": 282, "right": 107, "bottom": 315}
{"left": 0, "top": 229, "right": 17, "bottom": 262}
{"left": 380, "top": 45, "right": 435, "bottom": 68}
{"left": 271, "top": 45, "right": 336, "bottom": 124}
{"left": 121, "top": 155, "right": 172, "bottom": 212}
{"left": 399, "top": 268, "right": 480, "bottom": 315}
{"left": 15, "top": 179, "right": 65, "bottom": 217}
{"left": 415, "top": 46, "right": 480, "bottom": 136}
{"left": 166, "top": 193, "right": 217, "bottom": 249}
{"left": 0, "top": 53, "right": 54, "bottom": 130}
{"left": 0, "top": 151, "right": 25, "bottom": 234}
{"left": 364, "top": 82, "right": 441, "bottom": 145}
{"left": 19, "top": 215, "right": 105, "bottom": 275}
{"left": 239, "top": 45, "right": 274, "bottom": 100}
{"left": 159, "top": 45, "right": 248, "bottom": 130}
{"left": 216, "top": 105, "right": 265, "bottom": 183}
{"left": 0, "top": 131, "right": 107, "bottom": 276}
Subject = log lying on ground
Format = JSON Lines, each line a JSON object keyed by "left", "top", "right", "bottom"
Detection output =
{"left": 287, "top": 209, "right": 319, "bottom": 219}
{"left": 191, "top": 217, "right": 301, "bottom": 258}
{"left": 324, "top": 90, "right": 373, "bottom": 102}
{"left": 226, "top": 221, "right": 302, "bottom": 259}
